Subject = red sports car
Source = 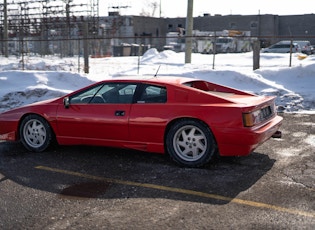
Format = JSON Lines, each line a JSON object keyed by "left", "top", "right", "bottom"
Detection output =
{"left": 0, "top": 76, "right": 282, "bottom": 167}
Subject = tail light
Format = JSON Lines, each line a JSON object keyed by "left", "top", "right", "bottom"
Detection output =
{"left": 243, "top": 105, "right": 274, "bottom": 127}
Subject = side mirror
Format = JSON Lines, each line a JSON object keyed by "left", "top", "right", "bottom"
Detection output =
{"left": 63, "top": 97, "right": 70, "bottom": 109}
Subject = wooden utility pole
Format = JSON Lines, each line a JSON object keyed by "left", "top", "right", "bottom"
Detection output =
{"left": 185, "top": 0, "right": 193, "bottom": 63}
{"left": 253, "top": 40, "right": 260, "bottom": 70}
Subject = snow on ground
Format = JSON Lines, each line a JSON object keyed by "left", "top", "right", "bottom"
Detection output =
{"left": 0, "top": 49, "right": 314, "bottom": 113}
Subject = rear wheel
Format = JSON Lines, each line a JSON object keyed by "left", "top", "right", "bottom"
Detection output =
{"left": 19, "top": 114, "right": 53, "bottom": 152}
{"left": 166, "top": 119, "right": 217, "bottom": 167}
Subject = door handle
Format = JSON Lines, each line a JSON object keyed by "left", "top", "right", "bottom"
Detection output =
{"left": 115, "top": 110, "right": 125, "bottom": 116}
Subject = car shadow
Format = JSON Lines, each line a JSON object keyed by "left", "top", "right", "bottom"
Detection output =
{"left": 0, "top": 142, "right": 275, "bottom": 205}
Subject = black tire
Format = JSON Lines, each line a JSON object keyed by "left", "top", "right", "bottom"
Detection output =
{"left": 166, "top": 119, "right": 217, "bottom": 167}
{"left": 19, "top": 114, "right": 53, "bottom": 152}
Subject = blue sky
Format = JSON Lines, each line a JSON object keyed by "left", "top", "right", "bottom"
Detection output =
{"left": 100, "top": 0, "right": 315, "bottom": 17}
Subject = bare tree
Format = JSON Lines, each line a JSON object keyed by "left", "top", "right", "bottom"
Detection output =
{"left": 140, "top": 0, "right": 159, "bottom": 17}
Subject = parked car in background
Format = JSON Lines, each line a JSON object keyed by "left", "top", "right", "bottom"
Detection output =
{"left": 262, "top": 41, "right": 301, "bottom": 53}
{"left": 293, "top": 40, "right": 312, "bottom": 55}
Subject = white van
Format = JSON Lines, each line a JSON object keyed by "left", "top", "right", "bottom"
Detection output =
{"left": 262, "top": 41, "right": 301, "bottom": 53}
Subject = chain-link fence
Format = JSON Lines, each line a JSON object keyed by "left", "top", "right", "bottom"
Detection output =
{"left": 1, "top": 34, "right": 314, "bottom": 71}
{"left": 1, "top": 1, "right": 315, "bottom": 71}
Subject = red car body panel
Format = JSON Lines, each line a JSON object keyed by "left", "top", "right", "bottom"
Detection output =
{"left": 0, "top": 76, "right": 283, "bottom": 157}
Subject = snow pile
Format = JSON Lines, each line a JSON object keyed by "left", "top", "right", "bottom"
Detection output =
{"left": 0, "top": 49, "right": 314, "bottom": 113}
{"left": 0, "top": 70, "right": 93, "bottom": 111}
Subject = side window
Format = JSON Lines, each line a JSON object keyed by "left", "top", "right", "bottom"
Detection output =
{"left": 99, "top": 83, "right": 137, "bottom": 104}
{"left": 69, "top": 84, "right": 104, "bottom": 104}
{"left": 69, "top": 83, "right": 137, "bottom": 104}
{"left": 138, "top": 85, "right": 167, "bottom": 103}
{"left": 118, "top": 84, "right": 137, "bottom": 103}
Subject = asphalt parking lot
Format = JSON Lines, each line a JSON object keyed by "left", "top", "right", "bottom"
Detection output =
{"left": 0, "top": 113, "right": 314, "bottom": 229}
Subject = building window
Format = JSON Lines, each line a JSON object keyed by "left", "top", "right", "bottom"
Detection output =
{"left": 128, "top": 17, "right": 133, "bottom": 26}
{"left": 230, "top": 22, "right": 237, "bottom": 29}
{"left": 250, "top": 21, "right": 258, "bottom": 29}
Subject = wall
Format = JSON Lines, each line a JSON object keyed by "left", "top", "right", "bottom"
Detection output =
{"left": 165, "top": 14, "right": 315, "bottom": 46}
{"left": 279, "top": 14, "right": 315, "bottom": 44}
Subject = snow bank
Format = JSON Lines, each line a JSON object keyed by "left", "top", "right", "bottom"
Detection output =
{"left": 0, "top": 49, "right": 314, "bottom": 113}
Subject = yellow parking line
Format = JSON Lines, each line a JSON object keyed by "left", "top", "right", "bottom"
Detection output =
{"left": 35, "top": 165, "right": 315, "bottom": 219}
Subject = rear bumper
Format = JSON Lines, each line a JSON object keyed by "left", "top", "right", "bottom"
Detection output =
{"left": 215, "top": 115, "right": 283, "bottom": 156}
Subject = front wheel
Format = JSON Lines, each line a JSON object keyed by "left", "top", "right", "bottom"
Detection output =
{"left": 166, "top": 119, "right": 217, "bottom": 167}
{"left": 19, "top": 114, "right": 53, "bottom": 152}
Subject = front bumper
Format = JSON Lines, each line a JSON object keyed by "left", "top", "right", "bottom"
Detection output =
{"left": 0, "top": 131, "right": 17, "bottom": 141}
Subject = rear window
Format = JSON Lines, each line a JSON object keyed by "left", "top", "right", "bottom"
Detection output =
{"left": 183, "top": 80, "right": 239, "bottom": 98}
{"left": 184, "top": 80, "right": 221, "bottom": 92}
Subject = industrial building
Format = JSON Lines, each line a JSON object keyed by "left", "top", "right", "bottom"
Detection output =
{"left": 1, "top": 1, "right": 314, "bottom": 56}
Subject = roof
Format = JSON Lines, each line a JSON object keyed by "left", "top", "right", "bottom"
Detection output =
{"left": 105, "top": 76, "right": 197, "bottom": 85}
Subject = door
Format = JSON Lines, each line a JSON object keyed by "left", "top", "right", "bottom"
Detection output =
{"left": 56, "top": 82, "right": 137, "bottom": 143}
{"left": 129, "top": 84, "right": 168, "bottom": 144}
